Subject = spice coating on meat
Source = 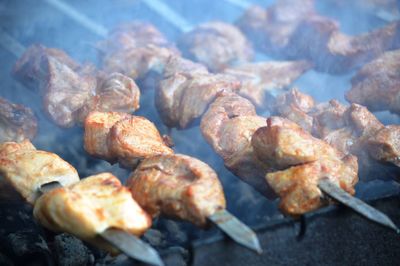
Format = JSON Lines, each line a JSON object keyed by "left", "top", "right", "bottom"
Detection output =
{"left": 346, "top": 49, "right": 400, "bottom": 114}
{"left": 84, "top": 112, "right": 173, "bottom": 169}
{"left": 99, "top": 21, "right": 179, "bottom": 80}
{"left": 223, "top": 61, "right": 311, "bottom": 108}
{"left": 34, "top": 173, "right": 152, "bottom": 254}
{"left": 252, "top": 117, "right": 358, "bottom": 215}
{"left": 13, "top": 45, "right": 140, "bottom": 127}
{"left": 0, "top": 140, "right": 79, "bottom": 205}
{"left": 127, "top": 154, "right": 226, "bottom": 227}
{"left": 178, "top": 21, "right": 253, "bottom": 72}
{"left": 0, "top": 97, "right": 37, "bottom": 142}
{"left": 367, "top": 125, "right": 400, "bottom": 167}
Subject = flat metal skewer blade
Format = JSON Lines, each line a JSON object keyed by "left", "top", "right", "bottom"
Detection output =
{"left": 141, "top": 0, "right": 194, "bottom": 32}
{"left": 100, "top": 228, "right": 164, "bottom": 266}
{"left": 39, "top": 182, "right": 164, "bottom": 265}
{"left": 43, "top": 0, "right": 108, "bottom": 37}
{"left": 208, "top": 209, "right": 262, "bottom": 254}
{"left": 318, "top": 179, "right": 400, "bottom": 233}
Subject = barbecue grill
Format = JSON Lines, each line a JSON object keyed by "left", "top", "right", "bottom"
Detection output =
{"left": 1, "top": 0, "right": 400, "bottom": 265}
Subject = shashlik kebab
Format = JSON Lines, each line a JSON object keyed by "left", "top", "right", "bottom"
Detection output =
{"left": 270, "top": 88, "right": 400, "bottom": 180}
{"left": 153, "top": 55, "right": 399, "bottom": 232}
{"left": 0, "top": 140, "right": 164, "bottom": 266}
{"left": 12, "top": 44, "right": 140, "bottom": 127}
{"left": 0, "top": 97, "right": 37, "bottom": 143}
{"left": 235, "top": 0, "right": 400, "bottom": 74}
{"left": 83, "top": 111, "right": 262, "bottom": 253}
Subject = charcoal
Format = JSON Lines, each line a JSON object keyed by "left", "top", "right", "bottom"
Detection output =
{"left": 54, "top": 233, "right": 91, "bottom": 266}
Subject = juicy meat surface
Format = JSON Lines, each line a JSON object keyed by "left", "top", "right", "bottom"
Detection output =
{"left": 223, "top": 61, "right": 311, "bottom": 108}
{"left": 252, "top": 116, "right": 358, "bottom": 215}
{"left": 84, "top": 112, "right": 173, "bottom": 169}
{"left": 0, "top": 140, "right": 79, "bottom": 205}
{"left": 157, "top": 56, "right": 241, "bottom": 129}
{"left": 236, "top": 0, "right": 400, "bottom": 73}
{"left": 346, "top": 49, "right": 400, "bottom": 114}
{"left": 127, "top": 154, "right": 226, "bottom": 227}
{"left": 13, "top": 44, "right": 140, "bottom": 127}
{"left": 34, "top": 173, "right": 151, "bottom": 254}
{"left": 367, "top": 125, "right": 400, "bottom": 167}
{"left": 0, "top": 97, "right": 37, "bottom": 142}
{"left": 178, "top": 21, "right": 253, "bottom": 72}
{"left": 99, "top": 21, "right": 179, "bottom": 80}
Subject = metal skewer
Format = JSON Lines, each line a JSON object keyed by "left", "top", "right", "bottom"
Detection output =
{"left": 318, "top": 179, "right": 400, "bottom": 233}
{"left": 208, "top": 209, "right": 262, "bottom": 254}
{"left": 39, "top": 181, "right": 164, "bottom": 266}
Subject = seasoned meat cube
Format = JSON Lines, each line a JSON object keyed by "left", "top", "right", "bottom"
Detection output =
{"left": 109, "top": 116, "right": 174, "bottom": 168}
{"left": 157, "top": 57, "right": 241, "bottom": 128}
{"left": 127, "top": 154, "right": 226, "bottom": 227}
{"left": 77, "top": 73, "right": 140, "bottom": 122}
{"left": 310, "top": 100, "right": 348, "bottom": 137}
{"left": 367, "top": 125, "right": 400, "bottom": 167}
{"left": 34, "top": 173, "right": 151, "bottom": 254}
{"left": 271, "top": 88, "right": 315, "bottom": 132}
{"left": 99, "top": 21, "right": 179, "bottom": 80}
{"left": 346, "top": 50, "right": 400, "bottom": 114}
{"left": 178, "top": 21, "right": 253, "bottom": 72}
{"left": 84, "top": 112, "right": 173, "bottom": 169}
{"left": 0, "top": 140, "right": 79, "bottom": 205}
{"left": 0, "top": 97, "right": 37, "bottom": 142}
{"left": 13, "top": 45, "right": 141, "bottom": 127}
{"left": 252, "top": 116, "right": 358, "bottom": 215}
{"left": 84, "top": 111, "right": 131, "bottom": 161}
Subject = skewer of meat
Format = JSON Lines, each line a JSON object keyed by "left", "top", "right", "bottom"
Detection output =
{"left": 83, "top": 111, "right": 262, "bottom": 253}
{"left": 235, "top": 0, "right": 400, "bottom": 74}
{"left": 154, "top": 55, "right": 399, "bottom": 233}
{"left": 0, "top": 140, "right": 164, "bottom": 266}
{"left": 271, "top": 88, "right": 400, "bottom": 181}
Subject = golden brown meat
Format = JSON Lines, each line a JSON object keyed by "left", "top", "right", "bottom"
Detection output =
{"left": 178, "top": 21, "right": 253, "bottom": 72}
{"left": 13, "top": 44, "right": 140, "bottom": 127}
{"left": 34, "top": 173, "right": 152, "bottom": 254}
{"left": 252, "top": 116, "right": 358, "bottom": 215}
{"left": 0, "top": 97, "right": 37, "bottom": 142}
{"left": 84, "top": 112, "right": 173, "bottom": 169}
{"left": 0, "top": 140, "right": 79, "bottom": 205}
{"left": 127, "top": 154, "right": 226, "bottom": 227}
{"left": 99, "top": 21, "right": 179, "bottom": 81}
{"left": 223, "top": 61, "right": 311, "bottom": 108}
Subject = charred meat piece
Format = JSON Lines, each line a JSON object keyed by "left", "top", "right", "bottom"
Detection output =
{"left": 178, "top": 21, "right": 253, "bottom": 72}
{"left": 252, "top": 116, "right": 358, "bottom": 215}
{"left": 157, "top": 56, "right": 241, "bottom": 129}
{"left": 0, "top": 140, "right": 79, "bottom": 205}
{"left": 366, "top": 125, "right": 400, "bottom": 167}
{"left": 34, "top": 173, "right": 152, "bottom": 254}
{"left": 0, "top": 97, "right": 37, "bottom": 142}
{"left": 237, "top": 0, "right": 400, "bottom": 73}
{"left": 200, "top": 92, "right": 274, "bottom": 198}
{"left": 84, "top": 112, "right": 173, "bottom": 169}
{"left": 223, "top": 61, "right": 311, "bottom": 108}
{"left": 13, "top": 45, "right": 140, "bottom": 127}
{"left": 127, "top": 154, "right": 226, "bottom": 227}
{"left": 346, "top": 49, "right": 400, "bottom": 114}
{"left": 99, "top": 21, "right": 179, "bottom": 80}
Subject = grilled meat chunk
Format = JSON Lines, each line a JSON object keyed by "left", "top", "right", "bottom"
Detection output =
{"left": 0, "top": 97, "right": 37, "bottom": 142}
{"left": 252, "top": 117, "right": 358, "bottom": 215}
{"left": 84, "top": 112, "right": 173, "bottom": 169}
{"left": 34, "top": 173, "right": 151, "bottom": 254}
{"left": 200, "top": 92, "right": 274, "bottom": 197}
{"left": 13, "top": 45, "right": 140, "bottom": 127}
{"left": 0, "top": 140, "right": 79, "bottom": 205}
{"left": 127, "top": 154, "right": 226, "bottom": 227}
{"left": 237, "top": 0, "right": 400, "bottom": 73}
{"left": 223, "top": 61, "right": 311, "bottom": 108}
{"left": 157, "top": 56, "right": 241, "bottom": 129}
{"left": 99, "top": 21, "right": 179, "bottom": 81}
{"left": 178, "top": 21, "right": 253, "bottom": 72}
{"left": 346, "top": 49, "right": 400, "bottom": 114}
{"left": 366, "top": 125, "right": 400, "bottom": 167}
